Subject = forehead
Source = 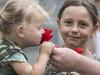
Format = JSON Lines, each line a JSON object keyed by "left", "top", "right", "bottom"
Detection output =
{"left": 28, "top": 12, "right": 45, "bottom": 25}
{"left": 62, "top": 6, "right": 91, "bottom": 20}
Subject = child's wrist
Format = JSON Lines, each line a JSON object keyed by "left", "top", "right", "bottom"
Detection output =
{"left": 39, "top": 53, "right": 49, "bottom": 59}
{"left": 38, "top": 53, "right": 50, "bottom": 64}
{"left": 39, "top": 50, "right": 51, "bottom": 58}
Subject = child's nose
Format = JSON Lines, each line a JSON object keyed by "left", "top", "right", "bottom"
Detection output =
{"left": 71, "top": 25, "right": 78, "bottom": 34}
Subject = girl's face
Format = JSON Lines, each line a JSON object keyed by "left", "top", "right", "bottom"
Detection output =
{"left": 58, "top": 6, "right": 96, "bottom": 48}
{"left": 22, "top": 18, "right": 45, "bottom": 47}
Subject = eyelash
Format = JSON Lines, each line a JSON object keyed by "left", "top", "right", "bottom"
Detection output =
{"left": 64, "top": 21, "right": 72, "bottom": 26}
{"left": 63, "top": 20, "right": 89, "bottom": 28}
{"left": 79, "top": 23, "right": 88, "bottom": 28}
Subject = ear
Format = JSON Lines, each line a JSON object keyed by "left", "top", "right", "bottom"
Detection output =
{"left": 16, "top": 25, "right": 24, "bottom": 38}
{"left": 91, "top": 22, "right": 99, "bottom": 37}
{"left": 57, "top": 18, "right": 61, "bottom": 29}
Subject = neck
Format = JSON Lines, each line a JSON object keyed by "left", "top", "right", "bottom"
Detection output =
{"left": 3, "top": 33, "right": 25, "bottom": 49}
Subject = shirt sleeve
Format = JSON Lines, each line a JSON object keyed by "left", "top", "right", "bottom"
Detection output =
{"left": 2, "top": 53, "right": 27, "bottom": 63}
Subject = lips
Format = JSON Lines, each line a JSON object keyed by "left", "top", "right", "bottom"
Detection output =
{"left": 68, "top": 35, "right": 81, "bottom": 38}
{"left": 66, "top": 35, "right": 81, "bottom": 41}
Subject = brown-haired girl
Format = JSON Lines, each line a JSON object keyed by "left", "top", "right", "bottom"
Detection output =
{"left": 45, "top": 0, "right": 99, "bottom": 75}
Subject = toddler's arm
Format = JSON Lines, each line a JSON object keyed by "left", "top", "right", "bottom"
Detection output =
{"left": 10, "top": 41, "right": 54, "bottom": 75}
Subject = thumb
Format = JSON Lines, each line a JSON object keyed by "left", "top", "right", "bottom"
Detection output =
{"left": 52, "top": 47, "right": 63, "bottom": 55}
{"left": 52, "top": 48, "right": 58, "bottom": 55}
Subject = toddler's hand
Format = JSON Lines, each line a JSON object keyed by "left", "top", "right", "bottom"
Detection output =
{"left": 39, "top": 41, "right": 54, "bottom": 57}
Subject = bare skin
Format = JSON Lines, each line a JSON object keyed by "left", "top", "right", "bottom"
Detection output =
{"left": 10, "top": 42, "right": 54, "bottom": 75}
{"left": 52, "top": 48, "right": 100, "bottom": 75}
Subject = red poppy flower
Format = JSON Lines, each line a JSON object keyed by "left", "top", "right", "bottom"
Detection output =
{"left": 74, "top": 48, "right": 84, "bottom": 54}
{"left": 41, "top": 28, "right": 53, "bottom": 43}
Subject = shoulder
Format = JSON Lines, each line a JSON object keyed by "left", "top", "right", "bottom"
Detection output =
{"left": 2, "top": 53, "right": 27, "bottom": 62}
{"left": 0, "top": 39, "right": 27, "bottom": 62}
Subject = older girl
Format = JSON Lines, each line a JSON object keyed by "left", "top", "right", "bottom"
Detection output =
{"left": 45, "top": 0, "right": 99, "bottom": 75}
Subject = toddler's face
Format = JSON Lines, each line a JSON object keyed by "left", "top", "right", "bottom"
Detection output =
{"left": 58, "top": 6, "right": 96, "bottom": 48}
{"left": 22, "top": 18, "right": 45, "bottom": 47}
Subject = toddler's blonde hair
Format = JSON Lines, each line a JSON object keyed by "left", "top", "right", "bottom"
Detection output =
{"left": 0, "top": 0, "right": 49, "bottom": 33}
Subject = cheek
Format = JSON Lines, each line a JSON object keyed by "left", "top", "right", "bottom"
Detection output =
{"left": 60, "top": 29, "right": 69, "bottom": 40}
{"left": 25, "top": 32, "right": 41, "bottom": 43}
{"left": 59, "top": 27, "right": 68, "bottom": 37}
{"left": 25, "top": 30, "right": 41, "bottom": 40}
{"left": 35, "top": 31, "right": 42, "bottom": 38}
{"left": 60, "top": 26, "right": 70, "bottom": 33}
{"left": 79, "top": 29, "right": 93, "bottom": 39}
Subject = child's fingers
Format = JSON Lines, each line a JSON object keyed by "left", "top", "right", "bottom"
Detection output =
{"left": 69, "top": 72, "right": 80, "bottom": 75}
{"left": 43, "top": 41, "right": 55, "bottom": 47}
